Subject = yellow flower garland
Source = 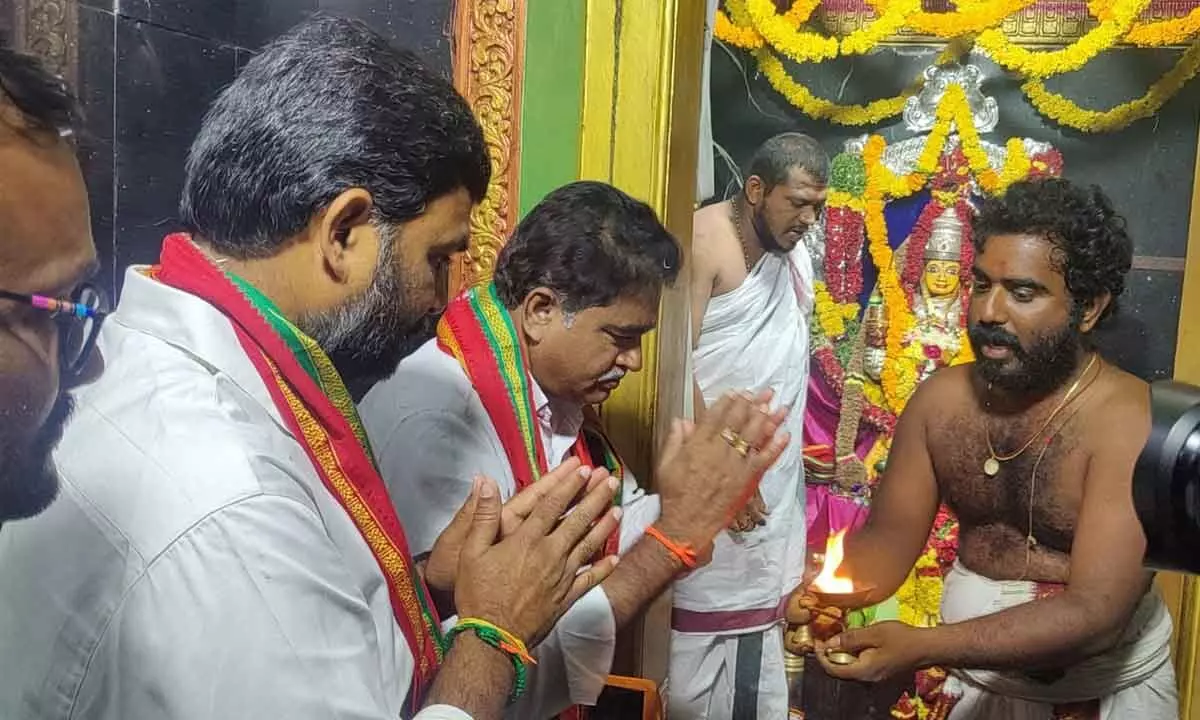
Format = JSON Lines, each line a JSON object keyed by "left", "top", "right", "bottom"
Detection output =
{"left": 1124, "top": 7, "right": 1200, "bottom": 47}
{"left": 842, "top": 0, "right": 923, "bottom": 55}
{"left": 715, "top": 0, "right": 822, "bottom": 51}
{"left": 895, "top": 547, "right": 944, "bottom": 627}
{"left": 756, "top": 49, "right": 910, "bottom": 126}
{"left": 826, "top": 188, "right": 866, "bottom": 212}
{"left": 976, "top": 0, "right": 1151, "bottom": 78}
{"left": 862, "top": 136, "right": 920, "bottom": 412}
{"left": 1023, "top": 39, "right": 1200, "bottom": 133}
{"left": 904, "top": 0, "right": 1037, "bottom": 38}
{"left": 814, "top": 280, "right": 860, "bottom": 340}
{"left": 744, "top": 0, "right": 839, "bottom": 64}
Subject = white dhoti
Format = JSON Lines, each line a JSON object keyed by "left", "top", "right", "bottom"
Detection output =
{"left": 940, "top": 561, "right": 1178, "bottom": 719}
{"left": 670, "top": 248, "right": 813, "bottom": 719}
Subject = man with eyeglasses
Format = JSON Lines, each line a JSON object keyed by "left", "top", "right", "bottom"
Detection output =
{"left": 0, "top": 44, "right": 106, "bottom": 526}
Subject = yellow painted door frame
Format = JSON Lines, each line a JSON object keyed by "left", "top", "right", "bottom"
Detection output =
{"left": 578, "top": 0, "right": 707, "bottom": 685}
{"left": 1164, "top": 130, "right": 1200, "bottom": 720}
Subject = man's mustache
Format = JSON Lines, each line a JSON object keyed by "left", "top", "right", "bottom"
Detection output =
{"left": 968, "top": 323, "right": 1021, "bottom": 351}
{"left": 597, "top": 368, "right": 626, "bottom": 383}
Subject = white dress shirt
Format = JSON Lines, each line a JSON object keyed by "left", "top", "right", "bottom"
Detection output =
{"left": 0, "top": 267, "right": 469, "bottom": 720}
{"left": 359, "top": 339, "right": 661, "bottom": 718}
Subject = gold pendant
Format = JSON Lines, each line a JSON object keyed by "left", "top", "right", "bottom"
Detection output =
{"left": 983, "top": 456, "right": 1000, "bottom": 477}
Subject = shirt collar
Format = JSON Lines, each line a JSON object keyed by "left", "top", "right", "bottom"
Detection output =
{"left": 531, "top": 376, "right": 584, "bottom": 439}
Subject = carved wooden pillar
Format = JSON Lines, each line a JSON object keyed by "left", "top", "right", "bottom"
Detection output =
{"left": 450, "top": 0, "right": 525, "bottom": 292}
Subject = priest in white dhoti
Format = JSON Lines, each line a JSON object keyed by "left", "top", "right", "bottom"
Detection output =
{"left": 361, "top": 180, "right": 791, "bottom": 719}
{"left": 679, "top": 133, "right": 829, "bottom": 718}
{"left": 0, "top": 20, "right": 634, "bottom": 719}
{"left": 816, "top": 178, "right": 1178, "bottom": 719}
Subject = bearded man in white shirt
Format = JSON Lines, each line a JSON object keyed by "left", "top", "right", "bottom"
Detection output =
{"left": 0, "top": 18, "right": 786, "bottom": 720}
{"left": 361, "top": 180, "right": 783, "bottom": 718}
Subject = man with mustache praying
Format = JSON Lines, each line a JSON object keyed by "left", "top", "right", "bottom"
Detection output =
{"left": 817, "top": 178, "right": 1177, "bottom": 719}
{"left": 362, "top": 180, "right": 779, "bottom": 718}
{"left": 671, "top": 133, "right": 827, "bottom": 719}
{"left": 0, "top": 19, "right": 789, "bottom": 720}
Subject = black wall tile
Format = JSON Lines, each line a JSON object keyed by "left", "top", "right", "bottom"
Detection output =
{"left": 76, "top": 4, "right": 117, "bottom": 290}
{"left": 112, "top": 17, "right": 238, "bottom": 285}
{"left": 118, "top": 0, "right": 238, "bottom": 46}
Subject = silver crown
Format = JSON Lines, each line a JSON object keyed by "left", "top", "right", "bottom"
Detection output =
{"left": 924, "top": 207, "right": 964, "bottom": 261}
{"left": 904, "top": 63, "right": 999, "bottom": 135}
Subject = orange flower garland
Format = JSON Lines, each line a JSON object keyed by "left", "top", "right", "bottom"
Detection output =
{"left": 714, "top": 9, "right": 764, "bottom": 50}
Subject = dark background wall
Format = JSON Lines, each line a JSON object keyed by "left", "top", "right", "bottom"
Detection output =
{"left": 708, "top": 41, "right": 1198, "bottom": 381}
{"left": 2, "top": 0, "right": 453, "bottom": 296}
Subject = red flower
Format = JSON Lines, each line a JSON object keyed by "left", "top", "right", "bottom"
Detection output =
{"left": 923, "top": 344, "right": 943, "bottom": 360}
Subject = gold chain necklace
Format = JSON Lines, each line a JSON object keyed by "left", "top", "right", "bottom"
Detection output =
{"left": 982, "top": 353, "right": 1098, "bottom": 477}
{"left": 729, "top": 199, "right": 754, "bottom": 272}
{"left": 1016, "top": 370, "right": 1099, "bottom": 580}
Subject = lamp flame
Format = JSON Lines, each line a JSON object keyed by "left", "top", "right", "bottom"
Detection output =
{"left": 811, "top": 529, "right": 855, "bottom": 593}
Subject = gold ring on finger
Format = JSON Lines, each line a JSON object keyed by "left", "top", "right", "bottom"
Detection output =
{"left": 731, "top": 437, "right": 750, "bottom": 457}
{"left": 720, "top": 427, "right": 741, "bottom": 446}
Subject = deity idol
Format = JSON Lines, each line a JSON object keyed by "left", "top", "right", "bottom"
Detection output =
{"left": 901, "top": 205, "right": 971, "bottom": 383}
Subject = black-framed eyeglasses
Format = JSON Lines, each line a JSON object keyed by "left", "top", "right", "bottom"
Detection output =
{"left": 0, "top": 283, "right": 109, "bottom": 377}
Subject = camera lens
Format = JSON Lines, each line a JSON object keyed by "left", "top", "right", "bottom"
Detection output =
{"left": 1133, "top": 381, "right": 1200, "bottom": 574}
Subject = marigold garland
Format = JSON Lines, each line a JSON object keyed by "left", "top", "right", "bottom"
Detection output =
{"left": 862, "top": 136, "right": 919, "bottom": 412}
{"left": 714, "top": 9, "right": 763, "bottom": 50}
{"left": 1023, "top": 40, "right": 1200, "bottom": 133}
{"left": 756, "top": 49, "right": 910, "bottom": 125}
{"left": 1124, "top": 7, "right": 1200, "bottom": 47}
{"left": 744, "top": 0, "right": 839, "bottom": 64}
{"left": 814, "top": 280, "right": 860, "bottom": 340}
{"left": 976, "top": 0, "right": 1152, "bottom": 79}
{"left": 842, "top": 0, "right": 923, "bottom": 55}
{"left": 903, "top": 0, "right": 1037, "bottom": 38}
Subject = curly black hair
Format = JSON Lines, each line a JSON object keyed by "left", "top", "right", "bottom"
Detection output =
{"left": 972, "top": 178, "right": 1132, "bottom": 327}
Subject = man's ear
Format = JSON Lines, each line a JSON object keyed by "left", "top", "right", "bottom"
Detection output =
{"left": 314, "top": 188, "right": 378, "bottom": 284}
{"left": 1078, "top": 292, "right": 1111, "bottom": 333}
{"left": 745, "top": 175, "right": 767, "bottom": 207}
{"left": 521, "top": 287, "right": 562, "bottom": 344}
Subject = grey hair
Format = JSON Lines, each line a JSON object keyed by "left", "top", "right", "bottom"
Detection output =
{"left": 745, "top": 132, "right": 830, "bottom": 189}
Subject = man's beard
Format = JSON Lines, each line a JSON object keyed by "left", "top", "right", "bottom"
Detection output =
{"left": 968, "top": 311, "right": 1083, "bottom": 397}
{"left": 0, "top": 392, "right": 73, "bottom": 522}
{"left": 751, "top": 205, "right": 789, "bottom": 255}
{"left": 298, "top": 229, "right": 439, "bottom": 398}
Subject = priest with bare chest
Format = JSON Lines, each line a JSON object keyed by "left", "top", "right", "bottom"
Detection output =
{"left": 818, "top": 178, "right": 1178, "bottom": 719}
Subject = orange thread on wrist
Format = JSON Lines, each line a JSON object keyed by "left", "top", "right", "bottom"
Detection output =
{"left": 645, "top": 526, "right": 698, "bottom": 569}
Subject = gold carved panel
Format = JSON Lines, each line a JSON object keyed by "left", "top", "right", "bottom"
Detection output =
{"left": 451, "top": 0, "right": 525, "bottom": 292}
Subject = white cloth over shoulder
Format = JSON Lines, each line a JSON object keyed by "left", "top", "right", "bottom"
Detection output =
{"left": 359, "top": 339, "right": 661, "bottom": 718}
{"left": 680, "top": 247, "right": 812, "bottom": 624}
{"left": 0, "top": 267, "right": 469, "bottom": 720}
{"left": 940, "top": 560, "right": 1178, "bottom": 719}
